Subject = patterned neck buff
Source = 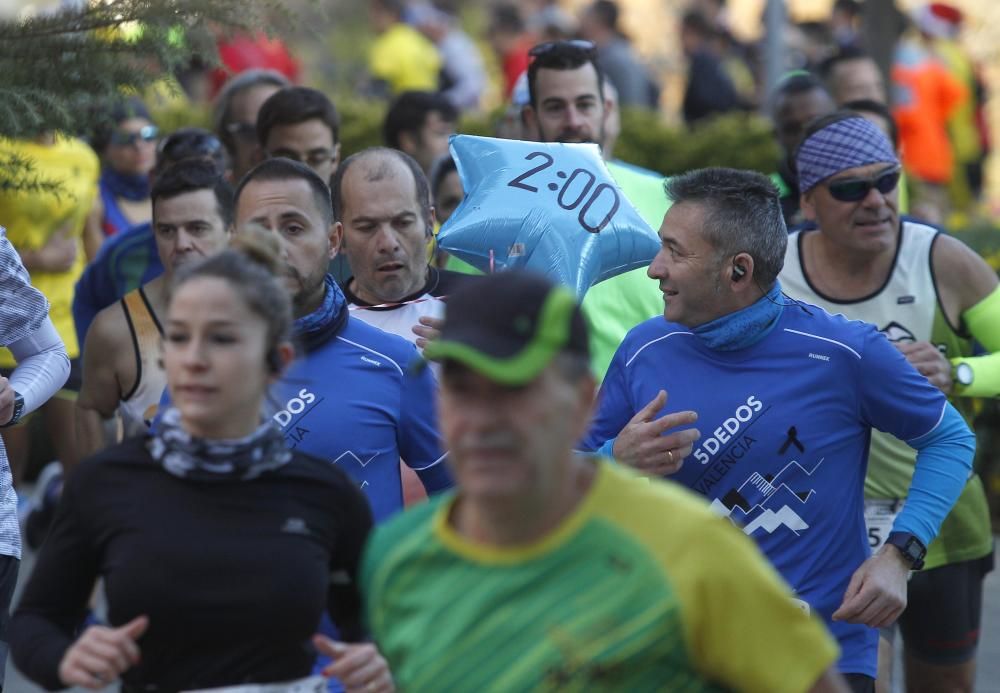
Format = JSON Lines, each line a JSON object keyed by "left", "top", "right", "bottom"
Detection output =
{"left": 294, "top": 274, "right": 349, "bottom": 353}
{"left": 148, "top": 407, "right": 291, "bottom": 482}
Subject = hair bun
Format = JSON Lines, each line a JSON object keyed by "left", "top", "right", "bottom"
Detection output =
{"left": 229, "top": 228, "right": 282, "bottom": 277}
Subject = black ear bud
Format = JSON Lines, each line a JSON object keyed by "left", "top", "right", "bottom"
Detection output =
{"left": 267, "top": 350, "right": 283, "bottom": 375}
{"left": 732, "top": 264, "right": 747, "bottom": 281}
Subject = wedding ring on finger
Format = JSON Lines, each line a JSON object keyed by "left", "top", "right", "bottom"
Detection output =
{"left": 666, "top": 449, "right": 674, "bottom": 465}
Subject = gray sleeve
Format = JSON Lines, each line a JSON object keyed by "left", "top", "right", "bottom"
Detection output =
{"left": 0, "top": 226, "right": 49, "bottom": 346}
{"left": 7, "top": 317, "right": 70, "bottom": 415}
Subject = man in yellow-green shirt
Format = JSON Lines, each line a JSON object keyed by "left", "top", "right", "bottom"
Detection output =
{"left": 363, "top": 271, "right": 847, "bottom": 692}
{"left": 368, "top": 0, "right": 441, "bottom": 96}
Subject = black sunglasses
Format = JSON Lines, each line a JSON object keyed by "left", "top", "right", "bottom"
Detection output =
{"left": 826, "top": 166, "right": 901, "bottom": 203}
{"left": 109, "top": 125, "right": 159, "bottom": 147}
{"left": 529, "top": 39, "right": 596, "bottom": 59}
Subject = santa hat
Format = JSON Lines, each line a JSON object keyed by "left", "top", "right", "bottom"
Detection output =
{"left": 915, "top": 3, "right": 963, "bottom": 39}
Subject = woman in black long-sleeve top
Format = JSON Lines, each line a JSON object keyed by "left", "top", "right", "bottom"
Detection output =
{"left": 11, "top": 230, "right": 394, "bottom": 692}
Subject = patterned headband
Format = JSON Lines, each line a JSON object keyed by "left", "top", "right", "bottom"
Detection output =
{"left": 796, "top": 116, "right": 899, "bottom": 193}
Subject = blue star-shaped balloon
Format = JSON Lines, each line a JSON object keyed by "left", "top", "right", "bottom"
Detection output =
{"left": 438, "top": 135, "right": 660, "bottom": 297}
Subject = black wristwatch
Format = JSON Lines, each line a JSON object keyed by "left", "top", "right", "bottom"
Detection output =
{"left": 0, "top": 391, "right": 24, "bottom": 428}
{"left": 885, "top": 531, "right": 926, "bottom": 570}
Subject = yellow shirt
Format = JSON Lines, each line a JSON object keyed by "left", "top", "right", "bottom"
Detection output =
{"left": 369, "top": 23, "right": 441, "bottom": 94}
{"left": 0, "top": 136, "right": 99, "bottom": 362}
{"left": 365, "top": 460, "right": 839, "bottom": 691}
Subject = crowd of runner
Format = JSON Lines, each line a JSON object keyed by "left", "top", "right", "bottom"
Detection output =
{"left": 0, "top": 2, "right": 997, "bottom": 692}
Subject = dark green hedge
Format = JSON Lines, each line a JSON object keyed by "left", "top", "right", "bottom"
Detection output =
{"left": 153, "top": 92, "right": 782, "bottom": 178}
{"left": 613, "top": 108, "right": 779, "bottom": 177}
{"left": 335, "top": 95, "right": 780, "bottom": 176}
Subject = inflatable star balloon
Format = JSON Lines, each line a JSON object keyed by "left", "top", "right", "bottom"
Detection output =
{"left": 437, "top": 135, "right": 661, "bottom": 297}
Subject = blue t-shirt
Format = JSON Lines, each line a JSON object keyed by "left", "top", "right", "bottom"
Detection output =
{"left": 269, "top": 316, "right": 449, "bottom": 522}
{"left": 72, "top": 221, "right": 162, "bottom": 346}
{"left": 582, "top": 303, "right": 947, "bottom": 677}
{"left": 156, "top": 314, "right": 449, "bottom": 523}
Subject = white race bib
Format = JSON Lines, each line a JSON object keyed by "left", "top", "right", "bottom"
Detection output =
{"left": 183, "top": 675, "right": 327, "bottom": 693}
{"left": 864, "top": 498, "right": 903, "bottom": 552}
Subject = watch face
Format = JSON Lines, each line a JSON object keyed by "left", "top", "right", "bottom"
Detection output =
{"left": 888, "top": 533, "right": 926, "bottom": 570}
{"left": 956, "top": 363, "right": 974, "bottom": 386}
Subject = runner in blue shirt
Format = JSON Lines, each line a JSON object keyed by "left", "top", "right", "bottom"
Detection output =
{"left": 159, "top": 157, "right": 451, "bottom": 519}
{"left": 580, "top": 167, "right": 975, "bottom": 693}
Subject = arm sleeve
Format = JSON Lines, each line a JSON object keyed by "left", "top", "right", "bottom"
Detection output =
{"left": 326, "top": 479, "right": 375, "bottom": 643}
{"left": 892, "top": 402, "right": 976, "bottom": 545}
{"left": 10, "top": 469, "right": 100, "bottom": 691}
{"left": 7, "top": 317, "right": 70, "bottom": 415}
{"left": 856, "top": 327, "right": 973, "bottom": 546}
{"left": 579, "top": 348, "right": 634, "bottom": 451}
{"left": 859, "top": 326, "right": 952, "bottom": 442}
{"left": 951, "top": 284, "right": 1000, "bottom": 397}
{"left": 398, "top": 354, "right": 452, "bottom": 493}
{"left": 0, "top": 226, "right": 49, "bottom": 346}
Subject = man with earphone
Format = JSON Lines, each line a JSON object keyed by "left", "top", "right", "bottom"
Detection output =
{"left": 580, "top": 166, "right": 975, "bottom": 693}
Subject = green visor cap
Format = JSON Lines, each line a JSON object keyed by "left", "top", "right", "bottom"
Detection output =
{"left": 423, "top": 272, "right": 589, "bottom": 386}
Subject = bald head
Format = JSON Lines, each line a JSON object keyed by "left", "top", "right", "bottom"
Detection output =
{"left": 332, "top": 147, "right": 436, "bottom": 304}
{"left": 332, "top": 147, "right": 432, "bottom": 230}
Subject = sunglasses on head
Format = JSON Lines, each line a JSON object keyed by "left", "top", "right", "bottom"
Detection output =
{"left": 157, "top": 131, "right": 223, "bottom": 160}
{"left": 826, "top": 166, "right": 901, "bottom": 202}
{"left": 109, "top": 125, "right": 159, "bottom": 147}
{"left": 528, "top": 39, "right": 596, "bottom": 59}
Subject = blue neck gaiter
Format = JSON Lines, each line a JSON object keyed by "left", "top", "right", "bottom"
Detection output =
{"left": 692, "top": 281, "right": 784, "bottom": 351}
{"left": 293, "top": 275, "right": 349, "bottom": 353}
{"left": 101, "top": 167, "right": 150, "bottom": 201}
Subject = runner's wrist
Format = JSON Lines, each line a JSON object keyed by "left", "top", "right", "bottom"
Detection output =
{"left": 881, "top": 531, "right": 927, "bottom": 570}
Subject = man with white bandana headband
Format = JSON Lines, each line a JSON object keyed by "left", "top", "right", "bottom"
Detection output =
{"left": 781, "top": 112, "right": 998, "bottom": 693}
{"left": 581, "top": 165, "right": 976, "bottom": 692}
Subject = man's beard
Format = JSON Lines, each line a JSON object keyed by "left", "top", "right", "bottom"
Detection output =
{"left": 288, "top": 266, "right": 326, "bottom": 311}
{"left": 540, "top": 123, "right": 605, "bottom": 149}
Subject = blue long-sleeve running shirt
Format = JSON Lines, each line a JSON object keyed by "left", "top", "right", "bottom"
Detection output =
{"left": 582, "top": 303, "right": 960, "bottom": 677}
{"left": 158, "top": 312, "right": 450, "bottom": 523}
{"left": 270, "top": 315, "right": 449, "bottom": 522}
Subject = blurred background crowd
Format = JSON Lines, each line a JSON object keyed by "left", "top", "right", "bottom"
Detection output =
{"left": 2, "top": 0, "right": 1000, "bottom": 522}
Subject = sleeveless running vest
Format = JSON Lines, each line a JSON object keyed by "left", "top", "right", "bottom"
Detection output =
{"left": 119, "top": 288, "right": 165, "bottom": 437}
{"left": 781, "top": 221, "right": 992, "bottom": 569}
